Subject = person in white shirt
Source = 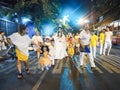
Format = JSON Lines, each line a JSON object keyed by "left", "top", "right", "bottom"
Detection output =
{"left": 32, "top": 31, "right": 43, "bottom": 60}
{"left": 103, "top": 26, "right": 113, "bottom": 55}
{"left": 79, "top": 23, "right": 96, "bottom": 70}
{"left": 8, "top": 24, "right": 34, "bottom": 79}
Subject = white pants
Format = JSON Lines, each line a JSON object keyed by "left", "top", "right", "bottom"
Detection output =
{"left": 79, "top": 52, "right": 96, "bottom": 67}
{"left": 100, "top": 44, "right": 103, "bottom": 55}
{"left": 90, "top": 46, "right": 96, "bottom": 58}
{"left": 103, "top": 41, "right": 112, "bottom": 55}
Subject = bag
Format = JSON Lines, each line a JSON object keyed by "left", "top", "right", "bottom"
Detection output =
{"left": 79, "top": 45, "right": 90, "bottom": 53}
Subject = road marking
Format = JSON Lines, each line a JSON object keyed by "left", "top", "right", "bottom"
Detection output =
{"left": 95, "top": 58, "right": 113, "bottom": 73}
{"left": 102, "top": 61, "right": 120, "bottom": 73}
{"left": 110, "top": 55, "right": 120, "bottom": 59}
{"left": 52, "top": 60, "right": 60, "bottom": 74}
{"left": 32, "top": 70, "right": 48, "bottom": 90}
{"left": 95, "top": 66, "right": 103, "bottom": 74}
{"left": 0, "top": 63, "right": 15, "bottom": 73}
{"left": 57, "top": 60, "right": 64, "bottom": 74}
{"left": 86, "top": 65, "right": 93, "bottom": 73}
{"left": 71, "top": 57, "right": 83, "bottom": 74}
{"left": 98, "top": 56, "right": 120, "bottom": 69}
{"left": 5, "top": 58, "right": 37, "bottom": 74}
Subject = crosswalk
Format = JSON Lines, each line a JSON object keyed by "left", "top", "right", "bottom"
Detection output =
{"left": 73, "top": 55, "right": 120, "bottom": 74}
{"left": 0, "top": 54, "right": 120, "bottom": 77}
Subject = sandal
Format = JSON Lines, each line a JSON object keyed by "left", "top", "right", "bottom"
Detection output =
{"left": 17, "top": 73, "right": 23, "bottom": 79}
{"left": 26, "top": 68, "right": 30, "bottom": 75}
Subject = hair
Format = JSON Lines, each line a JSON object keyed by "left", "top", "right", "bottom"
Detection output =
{"left": 41, "top": 45, "right": 49, "bottom": 54}
{"left": 0, "top": 31, "right": 4, "bottom": 34}
{"left": 19, "top": 24, "right": 27, "bottom": 34}
{"left": 57, "top": 30, "right": 63, "bottom": 37}
{"left": 58, "top": 27, "right": 62, "bottom": 30}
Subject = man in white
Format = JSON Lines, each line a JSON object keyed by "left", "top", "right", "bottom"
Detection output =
{"left": 79, "top": 23, "right": 96, "bottom": 70}
{"left": 103, "top": 26, "right": 113, "bottom": 55}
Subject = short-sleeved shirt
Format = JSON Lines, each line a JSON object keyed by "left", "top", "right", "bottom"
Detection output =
{"left": 90, "top": 35, "right": 98, "bottom": 47}
{"left": 100, "top": 33, "right": 105, "bottom": 44}
{"left": 32, "top": 35, "right": 43, "bottom": 51}
{"left": 79, "top": 30, "right": 91, "bottom": 45}
{"left": 105, "top": 31, "right": 113, "bottom": 42}
{"left": 8, "top": 32, "right": 31, "bottom": 56}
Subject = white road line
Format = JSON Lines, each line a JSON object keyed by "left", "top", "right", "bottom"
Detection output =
{"left": 32, "top": 70, "right": 48, "bottom": 90}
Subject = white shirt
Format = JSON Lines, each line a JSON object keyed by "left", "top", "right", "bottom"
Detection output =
{"left": 32, "top": 35, "right": 43, "bottom": 51}
{"left": 79, "top": 30, "right": 91, "bottom": 45}
{"left": 32, "top": 35, "right": 43, "bottom": 45}
{"left": 105, "top": 31, "right": 113, "bottom": 42}
{"left": 8, "top": 32, "right": 31, "bottom": 56}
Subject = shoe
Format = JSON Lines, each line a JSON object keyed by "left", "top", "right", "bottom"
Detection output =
{"left": 41, "top": 67, "right": 44, "bottom": 71}
{"left": 17, "top": 73, "right": 23, "bottom": 79}
{"left": 46, "top": 66, "right": 49, "bottom": 70}
{"left": 103, "top": 53, "right": 105, "bottom": 55}
{"left": 80, "top": 65, "right": 84, "bottom": 69}
{"left": 91, "top": 67, "right": 97, "bottom": 71}
{"left": 26, "top": 68, "right": 30, "bottom": 75}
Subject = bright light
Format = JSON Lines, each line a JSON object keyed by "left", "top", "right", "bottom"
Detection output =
{"left": 22, "top": 17, "right": 31, "bottom": 24}
{"left": 84, "top": 19, "right": 90, "bottom": 23}
{"left": 63, "top": 15, "right": 69, "bottom": 25}
{"left": 77, "top": 18, "right": 90, "bottom": 25}
{"left": 77, "top": 18, "right": 84, "bottom": 25}
{"left": 41, "top": 24, "right": 55, "bottom": 36}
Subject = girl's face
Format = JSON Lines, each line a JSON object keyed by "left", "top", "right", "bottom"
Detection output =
{"left": 43, "top": 47, "right": 47, "bottom": 52}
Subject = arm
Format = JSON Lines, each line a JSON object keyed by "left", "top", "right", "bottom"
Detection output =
{"left": 79, "top": 38, "right": 84, "bottom": 48}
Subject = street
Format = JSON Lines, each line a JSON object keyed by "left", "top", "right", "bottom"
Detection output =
{"left": 0, "top": 47, "right": 120, "bottom": 90}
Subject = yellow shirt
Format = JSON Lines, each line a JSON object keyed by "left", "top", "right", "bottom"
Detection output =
{"left": 68, "top": 47, "right": 74, "bottom": 56}
{"left": 90, "top": 35, "right": 98, "bottom": 47}
{"left": 99, "top": 33, "right": 105, "bottom": 44}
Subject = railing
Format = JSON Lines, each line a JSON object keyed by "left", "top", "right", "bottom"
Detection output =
{"left": 0, "top": 18, "right": 18, "bottom": 36}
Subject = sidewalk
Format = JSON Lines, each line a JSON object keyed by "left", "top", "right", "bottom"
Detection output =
{"left": 112, "top": 45, "right": 120, "bottom": 49}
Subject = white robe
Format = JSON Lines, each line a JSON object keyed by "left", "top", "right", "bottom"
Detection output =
{"left": 54, "top": 35, "right": 67, "bottom": 59}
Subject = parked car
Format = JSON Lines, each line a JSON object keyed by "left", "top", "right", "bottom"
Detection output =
{"left": 112, "top": 31, "right": 120, "bottom": 45}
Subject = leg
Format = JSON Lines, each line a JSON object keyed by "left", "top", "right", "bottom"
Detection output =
{"left": 16, "top": 60, "right": 23, "bottom": 79}
{"left": 107, "top": 42, "right": 112, "bottom": 55}
{"left": 87, "top": 53, "right": 96, "bottom": 67}
{"left": 36, "top": 51, "right": 40, "bottom": 60}
{"left": 79, "top": 52, "right": 85, "bottom": 67}
{"left": 103, "top": 42, "right": 107, "bottom": 55}
{"left": 24, "top": 61, "right": 30, "bottom": 74}
{"left": 100, "top": 44, "right": 103, "bottom": 55}
{"left": 93, "top": 46, "right": 96, "bottom": 58}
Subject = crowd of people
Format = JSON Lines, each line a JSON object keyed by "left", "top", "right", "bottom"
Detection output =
{"left": 0, "top": 23, "right": 113, "bottom": 79}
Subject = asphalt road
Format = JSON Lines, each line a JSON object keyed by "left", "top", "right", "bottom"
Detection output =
{"left": 0, "top": 48, "right": 120, "bottom": 90}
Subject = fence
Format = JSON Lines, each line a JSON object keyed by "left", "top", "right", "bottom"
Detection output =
{"left": 0, "top": 18, "right": 17, "bottom": 36}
